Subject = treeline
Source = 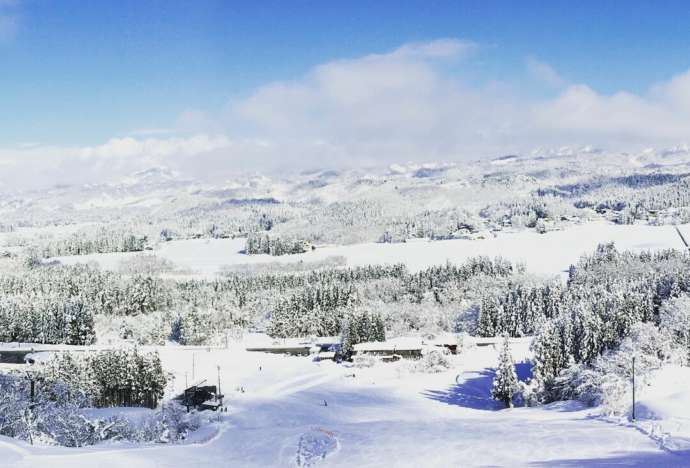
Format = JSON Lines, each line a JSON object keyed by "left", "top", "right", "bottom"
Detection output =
{"left": 0, "top": 256, "right": 519, "bottom": 345}
{"left": 267, "top": 284, "right": 358, "bottom": 337}
{"left": 156, "top": 201, "right": 294, "bottom": 241}
{"left": 41, "top": 349, "right": 167, "bottom": 408}
{"left": 244, "top": 232, "right": 311, "bottom": 256}
{"left": 0, "top": 265, "right": 172, "bottom": 316}
{"left": 539, "top": 173, "right": 690, "bottom": 225}
{"left": 479, "top": 195, "right": 580, "bottom": 228}
{"left": 263, "top": 257, "right": 519, "bottom": 338}
{"left": 0, "top": 265, "right": 171, "bottom": 344}
{"left": 0, "top": 296, "right": 94, "bottom": 345}
{"left": 38, "top": 226, "right": 148, "bottom": 258}
{"left": 466, "top": 241, "right": 690, "bottom": 407}
{"left": 379, "top": 208, "right": 479, "bottom": 243}
{"left": 528, "top": 243, "right": 690, "bottom": 402}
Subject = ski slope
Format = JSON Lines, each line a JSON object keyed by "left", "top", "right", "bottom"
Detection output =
{"left": 3, "top": 339, "right": 687, "bottom": 467}
{"left": 55, "top": 221, "right": 690, "bottom": 279}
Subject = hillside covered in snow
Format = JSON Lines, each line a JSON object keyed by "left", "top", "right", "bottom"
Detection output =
{"left": 2, "top": 148, "right": 690, "bottom": 467}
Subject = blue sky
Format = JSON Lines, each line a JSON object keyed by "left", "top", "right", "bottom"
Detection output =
{"left": 2, "top": 1, "right": 690, "bottom": 187}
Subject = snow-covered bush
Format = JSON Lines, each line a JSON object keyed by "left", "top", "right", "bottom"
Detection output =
{"left": 22, "top": 248, "right": 42, "bottom": 269}
{"left": 546, "top": 322, "right": 675, "bottom": 413}
{"left": 0, "top": 373, "right": 104, "bottom": 447}
{"left": 408, "top": 348, "right": 453, "bottom": 374}
{"left": 41, "top": 402, "right": 100, "bottom": 447}
{"left": 0, "top": 374, "right": 199, "bottom": 447}
{"left": 659, "top": 294, "right": 690, "bottom": 363}
{"left": 352, "top": 354, "right": 377, "bottom": 368}
{"left": 0, "top": 375, "right": 30, "bottom": 438}
{"left": 134, "top": 403, "right": 201, "bottom": 443}
{"left": 117, "top": 311, "right": 173, "bottom": 345}
{"left": 170, "top": 309, "right": 214, "bottom": 345}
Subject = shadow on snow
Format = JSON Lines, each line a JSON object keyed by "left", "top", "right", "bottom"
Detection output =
{"left": 422, "top": 368, "right": 503, "bottom": 410}
{"left": 422, "top": 361, "right": 533, "bottom": 411}
{"left": 530, "top": 448, "right": 690, "bottom": 467}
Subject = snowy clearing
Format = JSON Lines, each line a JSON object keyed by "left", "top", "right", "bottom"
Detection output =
{"left": 54, "top": 221, "right": 690, "bottom": 279}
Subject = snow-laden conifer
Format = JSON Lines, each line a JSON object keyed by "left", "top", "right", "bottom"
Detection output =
{"left": 492, "top": 335, "right": 519, "bottom": 408}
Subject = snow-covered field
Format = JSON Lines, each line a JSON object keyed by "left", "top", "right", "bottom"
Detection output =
{"left": 0, "top": 338, "right": 687, "bottom": 467}
{"left": 54, "top": 221, "right": 690, "bottom": 279}
{"left": 8, "top": 215, "right": 690, "bottom": 467}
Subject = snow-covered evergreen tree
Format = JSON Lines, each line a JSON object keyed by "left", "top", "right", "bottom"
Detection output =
{"left": 341, "top": 309, "right": 386, "bottom": 357}
{"left": 491, "top": 335, "right": 519, "bottom": 408}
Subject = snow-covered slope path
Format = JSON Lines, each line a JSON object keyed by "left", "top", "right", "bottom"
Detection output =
{"left": 4, "top": 343, "right": 687, "bottom": 467}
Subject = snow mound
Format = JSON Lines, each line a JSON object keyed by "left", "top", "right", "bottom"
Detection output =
{"left": 296, "top": 428, "right": 339, "bottom": 466}
{"left": 634, "top": 366, "right": 690, "bottom": 423}
{"left": 630, "top": 366, "right": 690, "bottom": 451}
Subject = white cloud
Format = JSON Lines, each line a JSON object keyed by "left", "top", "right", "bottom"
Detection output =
{"left": 531, "top": 72, "right": 690, "bottom": 144}
{"left": 0, "top": 135, "right": 240, "bottom": 189}
{"left": 77, "top": 135, "right": 232, "bottom": 160}
{"left": 526, "top": 56, "right": 566, "bottom": 88}
{"left": 5, "top": 38, "right": 690, "bottom": 189}
{"left": 230, "top": 38, "right": 490, "bottom": 166}
{"left": 227, "top": 40, "right": 690, "bottom": 166}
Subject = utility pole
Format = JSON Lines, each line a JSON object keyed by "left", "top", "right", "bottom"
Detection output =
{"left": 632, "top": 356, "right": 636, "bottom": 421}
{"left": 25, "top": 370, "right": 36, "bottom": 445}
{"left": 217, "top": 365, "right": 222, "bottom": 406}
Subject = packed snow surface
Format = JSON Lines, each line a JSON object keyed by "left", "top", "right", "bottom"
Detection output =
{"left": 632, "top": 365, "right": 690, "bottom": 452}
{"left": 55, "top": 221, "right": 690, "bottom": 278}
{"left": 2, "top": 338, "right": 687, "bottom": 467}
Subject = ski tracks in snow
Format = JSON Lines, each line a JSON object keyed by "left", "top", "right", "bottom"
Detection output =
{"left": 257, "top": 371, "right": 339, "bottom": 399}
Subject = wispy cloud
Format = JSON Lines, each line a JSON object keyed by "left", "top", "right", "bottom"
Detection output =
{"left": 389, "top": 38, "right": 478, "bottom": 60}
{"left": 526, "top": 56, "right": 566, "bottom": 88}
